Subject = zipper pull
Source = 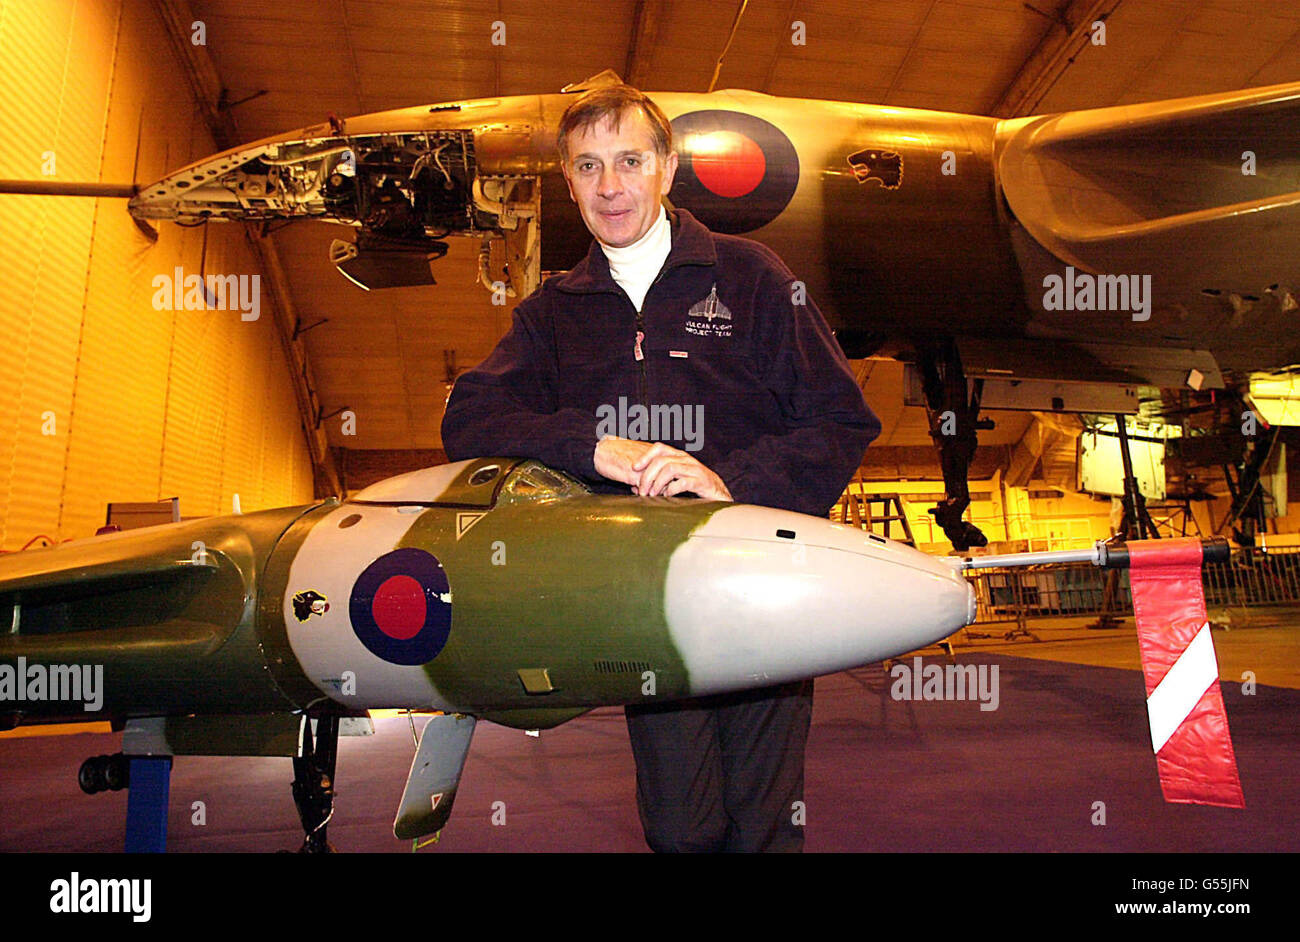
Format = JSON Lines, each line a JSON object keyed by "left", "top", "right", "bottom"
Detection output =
{"left": 634, "top": 330, "right": 645, "bottom": 362}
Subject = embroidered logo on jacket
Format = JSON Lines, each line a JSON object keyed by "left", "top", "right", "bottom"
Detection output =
{"left": 684, "top": 284, "right": 732, "bottom": 337}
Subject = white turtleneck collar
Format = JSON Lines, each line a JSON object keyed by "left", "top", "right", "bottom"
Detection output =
{"left": 599, "top": 205, "right": 671, "bottom": 312}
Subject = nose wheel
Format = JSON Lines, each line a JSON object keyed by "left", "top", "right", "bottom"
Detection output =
{"left": 291, "top": 714, "right": 340, "bottom": 853}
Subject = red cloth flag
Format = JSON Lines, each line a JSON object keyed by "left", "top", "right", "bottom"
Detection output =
{"left": 1128, "top": 537, "right": 1244, "bottom": 808}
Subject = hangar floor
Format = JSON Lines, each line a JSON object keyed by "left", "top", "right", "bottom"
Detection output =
{"left": 1, "top": 613, "right": 1296, "bottom": 853}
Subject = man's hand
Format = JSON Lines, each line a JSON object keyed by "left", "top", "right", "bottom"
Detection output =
{"left": 595, "top": 438, "right": 732, "bottom": 500}
{"left": 636, "top": 444, "right": 732, "bottom": 500}
{"left": 594, "top": 436, "right": 657, "bottom": 488}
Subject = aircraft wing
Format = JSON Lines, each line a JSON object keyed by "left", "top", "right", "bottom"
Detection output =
{"left": 998, "top": 81, "right": 1300, "bottom": 336}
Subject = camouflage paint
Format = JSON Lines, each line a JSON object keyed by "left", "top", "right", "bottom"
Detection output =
{"left": 0, "top": 504, "right": 325, "bottom": 720}
{"left": 400, "top": 474, "right": 722, "bottom": 719}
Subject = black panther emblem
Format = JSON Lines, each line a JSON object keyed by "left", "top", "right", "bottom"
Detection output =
{"left": 292, "top": 589, "right": 330, "bottom": 622}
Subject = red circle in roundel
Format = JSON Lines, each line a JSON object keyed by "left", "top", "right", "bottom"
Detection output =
{"left": 690, "top": 131, "right": 766, "bottom": 198}
{"left": 371, "top": 574, "right": 427, "bottom": 640}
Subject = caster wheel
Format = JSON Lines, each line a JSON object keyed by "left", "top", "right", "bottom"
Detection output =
{"left": 104, "top": 754, "right": 130, "bottom": 791}
{"left": 78, "top": 755, "right": 107, "bottom": 794}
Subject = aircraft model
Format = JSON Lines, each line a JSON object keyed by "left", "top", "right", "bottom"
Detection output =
{"left": 0, "top": 457, "right": 976, "bottom": 847}
{"left": 0, "top": 456, "right": 1233, "bottom": 848}
{"left": 121, "top": 70, "right": 1300, "bottom": 550}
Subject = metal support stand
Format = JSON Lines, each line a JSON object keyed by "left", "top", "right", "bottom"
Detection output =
{"left": 1113, "top": 413, "right": 1159, "bottom": 541}
{"left": 124, "top": 756, "right": 172, "bottom": 853}
{"left": 1221, "top": 426, "right": 1280, "bottom": 546}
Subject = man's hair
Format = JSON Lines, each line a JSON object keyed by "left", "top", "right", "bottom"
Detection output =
{"left": 556, "top": 85, "right": 673, "bottom": 165}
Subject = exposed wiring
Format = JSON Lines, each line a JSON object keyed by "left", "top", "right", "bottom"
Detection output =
{"left": 0, "top": 534, "right": 63, "bottom": 553}
{"left": 431, "top": 141, "right": 452, "bottom": 188}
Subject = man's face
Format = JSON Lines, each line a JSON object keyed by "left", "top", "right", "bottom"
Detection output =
{"left": 562, "top": 108, "right": 678, "bottom": 249}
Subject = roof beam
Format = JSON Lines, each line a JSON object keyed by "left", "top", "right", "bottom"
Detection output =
{"left": 759, "top": 0, "right": 801, "bottom": 93}
{"left": 990, "top": 0, "right": 1123, "bottom": 118}
{"left": 624, "top": 0, "right": 662, "bottom": 89}
{"left": 151, "top": 0, "right": 236, "bottom": 150}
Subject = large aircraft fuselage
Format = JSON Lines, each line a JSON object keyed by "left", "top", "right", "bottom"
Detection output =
{"left": 129, "top": 83, "right": 1300, "bottom": 374}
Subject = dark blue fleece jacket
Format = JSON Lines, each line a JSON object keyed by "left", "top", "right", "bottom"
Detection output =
{"left": 441, "top": 208, "right": 879, "bottom": 517}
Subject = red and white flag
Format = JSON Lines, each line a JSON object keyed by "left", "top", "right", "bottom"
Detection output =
{"left": 1127, "top": 537, "right": 1244, "bottom": 808}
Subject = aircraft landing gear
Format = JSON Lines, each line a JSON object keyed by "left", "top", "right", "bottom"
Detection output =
{"left": 918, "top": 339, "right": 992, "bottom": 551}
{"left": 291, "top": 714, "right": 340, "bottom": 853}
{"left": 1090, "top": 414, "right": 1160, "bottom": 629}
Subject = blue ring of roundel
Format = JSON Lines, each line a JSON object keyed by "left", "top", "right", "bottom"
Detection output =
{"left": 349, "top": 547, "right": 452, "bottom": 666}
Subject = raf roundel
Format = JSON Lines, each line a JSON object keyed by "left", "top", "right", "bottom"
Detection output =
{"left": 669, "top": 110, "right": 799, "bottom": 234}
{"left": 349, "top": 548, "right": 453, "bottom": 666}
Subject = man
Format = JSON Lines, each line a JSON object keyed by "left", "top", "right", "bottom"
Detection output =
{"left": 442, "top": 84, "right": 879, "bottom": 851}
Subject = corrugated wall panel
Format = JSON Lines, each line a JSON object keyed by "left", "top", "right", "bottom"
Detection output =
{"left": 262, "top": 330, "right": 315, "bottom": 509}
{"left": 55, "top": 0, "right": 154, "bottom": 540}
{"left": 60, "top": 192, "right": 172, "bottom": 539}
{"left": 0, "top": 1, "right": 76, "bottom": 176}
{"left": 1, "top": 0, "right": 316, "bottom": 550}
{"left": 0, "top": 0, "right": 108, "bottom": 547}
{"left": 161, "top": 252, "right": 234, "bottom": 517}
{"left": 210, "top": 233, "right": 260, "bottom": 514}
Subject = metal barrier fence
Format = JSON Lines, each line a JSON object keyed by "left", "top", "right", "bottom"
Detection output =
{"left": 966, "top": 547, "right": 1300, "bottom": 624}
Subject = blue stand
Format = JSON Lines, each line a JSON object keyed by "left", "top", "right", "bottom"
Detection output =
{"left": 124, "top": 756, "right": 172, "bottom": 853}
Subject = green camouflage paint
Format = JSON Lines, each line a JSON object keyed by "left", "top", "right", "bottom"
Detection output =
{"left": 401, "top": 469, "right": 724, "bottom": 720}
{"left": 0, "top": 504, "right": 325, "bottom": 720}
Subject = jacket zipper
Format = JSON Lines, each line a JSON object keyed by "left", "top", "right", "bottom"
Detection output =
{"left": 634, "top": 267, "right": 674, "bottom": 409}
{"left": 634, "top": 308, "right": 647, "bottom": 408}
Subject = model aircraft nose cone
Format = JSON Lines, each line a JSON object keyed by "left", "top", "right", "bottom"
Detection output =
{"left": 663, "top": 505, "right": 974, "bottom": 695}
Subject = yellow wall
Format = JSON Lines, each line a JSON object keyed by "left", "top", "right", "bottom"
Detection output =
{"left": 0, "top": 0, "right": 314, "bottom": 551}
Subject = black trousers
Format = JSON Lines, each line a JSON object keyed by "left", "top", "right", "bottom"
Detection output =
{"left": 623, "top": 678, "right": 813, "bottom": 852}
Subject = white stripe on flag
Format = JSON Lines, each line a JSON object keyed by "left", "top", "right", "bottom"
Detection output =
{"left": 1146, "top": 622, "right": 1218, "bottom": 753}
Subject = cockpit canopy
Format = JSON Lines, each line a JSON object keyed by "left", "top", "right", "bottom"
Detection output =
{"left": 347, "top": 458, "right": 589, "bottom": 508}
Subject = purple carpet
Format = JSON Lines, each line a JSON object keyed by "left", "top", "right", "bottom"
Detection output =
{"left": 0, "top": 653, "right": 1294, "bottom": 852}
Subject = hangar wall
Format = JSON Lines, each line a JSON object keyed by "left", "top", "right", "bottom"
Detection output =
{"left": 0, "top": 0, "right": 314, "bottom": 552}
